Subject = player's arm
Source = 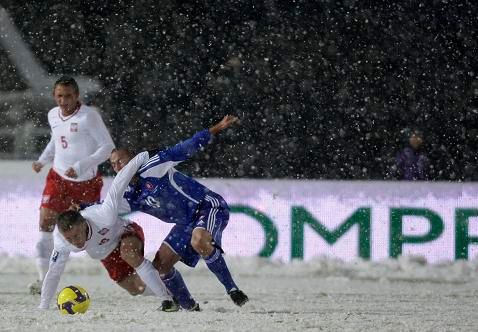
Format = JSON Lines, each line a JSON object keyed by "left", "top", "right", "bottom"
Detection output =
{"left": 100, "top": 152, "right": 149, "bottom": 217}
{"left": 72, "top": 109, "right": 115, "bottom": 175}
{"left": 33, "top": 136, "right": 55, "bottom": 172}
{"left": 38, "top": 248, "right": 70, "bottom": 309}
{"left": 142, "top": 115, "right": 238, "bottom": 168}
{"left": 165, "top": 115, "right": 238, "bottom": 161}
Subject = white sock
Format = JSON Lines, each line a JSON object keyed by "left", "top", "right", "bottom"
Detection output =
{"left": 135, "top": 259, "right": 172, "bottom": 301}
{"left": 35, "top": 232, "right": 53, "bottom": 281}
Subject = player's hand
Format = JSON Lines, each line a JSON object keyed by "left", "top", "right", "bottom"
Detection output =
{"left": 32, "top": 161, "right": 44, "bottom": 173}
{"left": 209, "top": 115, "right": 239, "bottom": 135}
{"left": 65, "top": 167, "right": 78, "bottom": 179}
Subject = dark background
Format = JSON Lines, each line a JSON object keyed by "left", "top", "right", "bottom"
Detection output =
{"left": 2, "top": 0, "right": 477, "bottom": 180}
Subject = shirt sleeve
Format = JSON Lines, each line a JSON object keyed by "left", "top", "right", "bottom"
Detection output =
{"left": 137, "top": 129, "right": 211, "bottom": 174}
{"left": 37, "top": 136, "right": 55, "bottom": 165}
{"left": 118, "top": 197, "right": 132, "bottom": 215}
{"left": 72, "top": 109, "right": 115, "bottom": 175}
{"left": 39, "top": 248, "right": 70, "bottom": 309}
{"left": 100, "top": 152, "right": 149, "bottom": 217}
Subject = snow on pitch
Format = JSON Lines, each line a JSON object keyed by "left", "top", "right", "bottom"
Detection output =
{"left": 1, "top": 255, "right": 478, "bottom": 331}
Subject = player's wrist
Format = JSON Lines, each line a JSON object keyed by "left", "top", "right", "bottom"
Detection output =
{"left": 209, "top": 125, "right": 221, "bottom": 135}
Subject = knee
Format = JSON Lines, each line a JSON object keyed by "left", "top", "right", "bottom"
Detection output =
{"left": 191, "top": 232, "right": 212, "bottom": 256}
{"left": 190, "top": 232, "right": 203, "bottom": 252}
{"left": 127, "top": 288, "right": 143, "bottom": 296}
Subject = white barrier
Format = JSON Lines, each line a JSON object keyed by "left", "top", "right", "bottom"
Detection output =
{"left": 1, "top": 161, "right": 478, "bottom": 263}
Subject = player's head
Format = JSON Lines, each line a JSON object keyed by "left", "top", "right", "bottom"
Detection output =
{"left": 53, "top": 76, "right": 80, "bottom": 115}
{"left": 110, "top": 148, "right": 133, "bottom": 173}
{"left": 57, "top": 210, "right": 88, "bottom": 248}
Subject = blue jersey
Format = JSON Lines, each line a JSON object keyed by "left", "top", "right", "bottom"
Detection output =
{"left": 122, "top": 129, "right": 228, "bottom": 225}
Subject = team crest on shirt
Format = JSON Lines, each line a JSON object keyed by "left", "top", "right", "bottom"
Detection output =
{"left": 70, "top": 123, "right": 78, "bottom": 132}
{"left": 98, "top": 228, "right": 109, "bottom": 235}
{"left": 42, "top": 195, "right": 50, "bottom": 204}
{"left": 145, "top": 182, "right": 154, "bottom": 190}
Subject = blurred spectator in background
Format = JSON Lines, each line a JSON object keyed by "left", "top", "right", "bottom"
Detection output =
{"left": 395, "top": 129, "right": 429, "bottom": 181}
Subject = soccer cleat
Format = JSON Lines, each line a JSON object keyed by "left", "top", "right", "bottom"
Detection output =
{"left": 186, "top": 302, "right": 201, "bottom": 312}
{"left": 228, "top": 289, "right": 249, "bottom": 307}
{"left": 28, "top": 280, "right": 42, "bottom": 295}
{"left": 160, "top": 299, "right": 180, "bottom": 312}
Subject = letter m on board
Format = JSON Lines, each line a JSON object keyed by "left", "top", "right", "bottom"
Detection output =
{"left": 291, "top": 207, "right": 371, "bottom": 260}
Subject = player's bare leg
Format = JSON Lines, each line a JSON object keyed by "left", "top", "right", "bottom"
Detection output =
{"left": 29, "top": 207, "right": 58, "bottom": 295}
{"left": 153, "top": 243, "right": 181, "bottom": 274}
{"left": 119, "top": 235, "right": 177, "bottom": 311}
{"left": 119, "top": 235, "right": 145, "bottom": 268}
{"left": 153, "top": 243, "right": 199, "bottom": 311}
{"left": 117, "top": 273, "right": 147, "bottom": 295}
{"left": 192, "top": 228, "right": 249, "bottom": 306}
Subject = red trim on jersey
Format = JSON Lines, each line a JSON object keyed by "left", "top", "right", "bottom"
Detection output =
{"left": 58, "top": 102, "right": 81, "bottom": 121}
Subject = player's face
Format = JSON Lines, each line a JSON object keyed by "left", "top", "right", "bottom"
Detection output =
{"left": 61, "top": 223, "right": 88, "bottom": 248}
{"left": 53, "top": 84, "right": 80, "bottom": 115}
{"left": 110, "top": 151, "right": 131, "bottom": 173}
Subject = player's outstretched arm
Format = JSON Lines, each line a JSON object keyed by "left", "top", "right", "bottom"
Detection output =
{"left": 101, "top": 152, "right": 149, "bottom": 217}
{"left": 209, "top": 115, "right": 239, "bottom": 135}
{"left": 38, "top": 249, "right": 70, "bottom": 309}
{"left": 139, "top": 115, "right": 240, "bottom": 169}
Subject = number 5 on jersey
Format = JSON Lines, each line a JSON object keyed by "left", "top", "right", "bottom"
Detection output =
{"left": 61, "top": 136, "right": 68, "bottom": 149}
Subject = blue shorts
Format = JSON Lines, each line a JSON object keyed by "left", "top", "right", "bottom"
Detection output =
{"left": 163, "top": 196, "right": 230, "bottom": 267}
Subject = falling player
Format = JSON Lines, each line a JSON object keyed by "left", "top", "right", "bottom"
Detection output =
{"left": 38, "top": 150, "right": 178, "bottom": 311}
{"left": 30, "top": 76, "right": 115, "bottom": 294}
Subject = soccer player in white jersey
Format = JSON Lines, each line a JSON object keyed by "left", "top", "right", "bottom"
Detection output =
{"left": 38, "top": 151, "right": 176, "bottom": 311}
{"left": 30, "top": 76, "right": 115, "bottom": 294}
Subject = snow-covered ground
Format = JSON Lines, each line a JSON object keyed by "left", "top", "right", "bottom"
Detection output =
{"left": 2, "top": 161, "right": 478, "bottom": 330}
{"left": 2, "top": 255, "right": 478, "bottom": 332}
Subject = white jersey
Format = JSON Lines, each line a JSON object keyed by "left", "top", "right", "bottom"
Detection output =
{"left": 39, "top": 152, "right": 149, "bottom": 309}
{"left": 37, "top": 104, "right": 115, "bottom": 182}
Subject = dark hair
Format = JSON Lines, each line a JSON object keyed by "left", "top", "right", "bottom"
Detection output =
{"left": 57, "top": 210, "right": 85, "bottom": 232}
{"left": 54, "top": 76, "right": 79, "bottom": 94}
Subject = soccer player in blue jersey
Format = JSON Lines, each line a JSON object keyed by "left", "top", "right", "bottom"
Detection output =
{"left": 110, "top": 115, "right": 248, "bottom": 310}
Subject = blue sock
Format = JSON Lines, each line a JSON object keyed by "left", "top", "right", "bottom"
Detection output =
{"left": 204, "top": 248, "right": 238, "bottom": 293}
{"left": 161, "top": 268, "right": 196, "bottom": 309}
